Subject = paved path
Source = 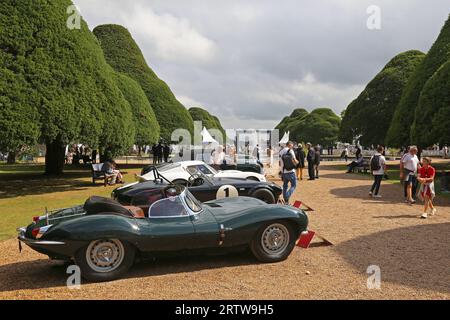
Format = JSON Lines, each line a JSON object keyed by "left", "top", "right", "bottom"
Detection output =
{"left": 0, "top": 162, "right": 449, "bottom": 299}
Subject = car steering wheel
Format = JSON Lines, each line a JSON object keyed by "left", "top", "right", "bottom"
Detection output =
{"left": 188, "top": 173, "right": 204, "bottom": 186}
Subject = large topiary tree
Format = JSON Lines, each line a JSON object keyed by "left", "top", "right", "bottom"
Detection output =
{"left": 188, "top": 107, "right": 225, "bottom": 137}
{"left": 410, "top": 16, "right": 450, "bottom": 147}
{"left": 275, "top": 108, "right": 341, "bottom": 146}
{"left": 298, "top": 108, "right": 341, "bottom": 146}
{"left": 0, "top": 68, "right": 40, "bottom": 163}
{"left": 339, "top": 50, "right": 425, "bottom": 146}
{"left": 414, "top": 60, "right": 450, "bottom": 146}
{"left": 275, "top": 108, "right": 308, "bottom": 134}
{"left": 0, "top": 0, "right": 135, "bottom": 174}
{"left": 386, "top": 15, "right": 450, "bottom": 147}
{"left": 93, "top": 24, "right": 194, "bottom": 141}
{"left": 114, "top": 72, "right": 160, "bottom": 149}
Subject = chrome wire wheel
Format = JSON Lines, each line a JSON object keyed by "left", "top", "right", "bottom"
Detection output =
{"left": 85, "top": 239, "right": 125, "bottom": 273}
{"left": 260, "top": 223, "right": 290, "bottom": 256}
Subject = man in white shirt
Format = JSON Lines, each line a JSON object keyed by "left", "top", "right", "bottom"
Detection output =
{"left": 400, "top": 145, "right": 420, "bottom": 204}
{"left": 211, "top": 146, "right": 225, "bottom": 170}
{"left": 279, "top": 141, "right": 298, "bottom": 204}
{"left": 369, "top": 146, "right": 387, "bottom": 198}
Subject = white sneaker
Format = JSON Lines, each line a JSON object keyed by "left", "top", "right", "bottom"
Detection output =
{"left": 373, "top": 195, "right": 382, "bottom": 198}
{"left": 430, "top": 208, "right": 437, "bottom": 216}
{"left": 421, "top": 212, "right": 428, "bottom": 219}
{"left": 369, "top": 191, "right": 373, "bottom": 197}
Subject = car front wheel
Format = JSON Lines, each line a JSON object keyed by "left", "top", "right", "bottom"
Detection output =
{"left": 250, "top": 222, "right": 296, "bottom": 262}
{"left": 75, "top": 239, "right": 135, "bottom": 282}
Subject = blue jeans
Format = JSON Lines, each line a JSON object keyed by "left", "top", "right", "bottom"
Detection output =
{"left": 282, "top": 172, "right": 297, "bottom": 203}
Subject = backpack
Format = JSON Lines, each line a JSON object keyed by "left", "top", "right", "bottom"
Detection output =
{"left": 282, "top": 151, "right": 296, "bottom": 171}
{"left": 370, "top": 155, "right": 381, "bottom": 171}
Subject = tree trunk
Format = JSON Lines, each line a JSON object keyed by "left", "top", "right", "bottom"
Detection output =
{"left": 45, "top": 137, "right": 66, "bottom": 175}
{"left": 6, "top": 152, "right": 16, "bottom": 164}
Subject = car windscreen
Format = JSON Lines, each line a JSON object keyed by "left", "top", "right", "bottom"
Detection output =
{"left": 185, "top": 166, "right": 214, "bottom": 185}
{"left": 157, "top": 163, "right": 181, "bottom": 172}
{"left": 184, "top": 191, "right": 202, "bottom": 213}
{"left": 202, "top": 163, "right": 218, "bottom": 174}
{"left": 148, "top": 196, "right": 187, "bottom": 218}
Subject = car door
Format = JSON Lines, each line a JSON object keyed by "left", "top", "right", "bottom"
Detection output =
{"left": 135, "top": 197, "right": 196, "bottom": 252}
{"left": 190, "top": 209, "right": 221, "bottom": 249}
{"left": 183, "top": 192, "right": 221, "bottom": 249}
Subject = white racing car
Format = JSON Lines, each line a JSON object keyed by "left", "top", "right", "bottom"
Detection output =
{"left": 139, "top": 160, "right": 266, "bottom": 184}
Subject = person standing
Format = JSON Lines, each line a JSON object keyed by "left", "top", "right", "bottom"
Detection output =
{"left": 279, "top": 141, "right": 298, "bottom": 204}
{"left": 306, "top": 143, "right": 316, "bottom": 180}
{"left": 252, "top": 144, "right": 260, "bottom": 161}
{"left": 163, "top": 144, "right": 170, "bottom": 163}
{"left": 369, "top": 146, "right": 386, "bottom": 198}
{"left": 211, "top": 146, "right": 225, "bottom": 170}
{"left": 417, "top": 157, "right": 436, "bottom": 219}
{"left": 355, "top": 145, "right": 362, "bottom": 159}
{"left": 151, "top": 144, "right": 157, "bottom": 165}
{"left": 341, "top": 146, "right": 349, "bottom": 162}
{"left": 443, "top": 145, "right": 449, "bottom": 159}
{"left": 156, "top": 142, "right": 163, "bottom": 164}
{"left": 266, "top": 147, "right": 273, "bottom": 168}
{"left": 314, "top": 145, "right": 321, "bottom": 179}
{"left": 400, "top": 146, "right": 410, "bottom": 201}
{"left": 253, "top": 144, "right": 263, "bottom": 167}
{"left": 295, "top": 144, "right": 305, "bottom": 180}
{"left": 400, "top": 146, "right": 421, "bottom": 204}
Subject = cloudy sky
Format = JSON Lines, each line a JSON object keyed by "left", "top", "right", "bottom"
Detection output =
{"left": 74, "top": 0, "right": 449, "bottom": 129}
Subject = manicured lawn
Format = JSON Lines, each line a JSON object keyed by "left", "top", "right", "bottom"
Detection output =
{"left": 0, "top": 163, "right": 144, "bottom": 241}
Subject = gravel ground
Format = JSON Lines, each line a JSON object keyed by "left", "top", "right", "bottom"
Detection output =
{"left": 1, "top": 161, "right": 449, "bottom": 300}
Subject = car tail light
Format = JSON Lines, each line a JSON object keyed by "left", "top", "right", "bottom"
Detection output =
{"left": 31, "top": 227, "right": 40, "bottom": 238}
{"left": 31, "top": 225, "right": 53, "bottom": 239}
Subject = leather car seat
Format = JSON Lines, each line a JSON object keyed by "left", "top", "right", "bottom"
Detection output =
{"left": 123, "top": 206, "right": 146, "bottom": 219}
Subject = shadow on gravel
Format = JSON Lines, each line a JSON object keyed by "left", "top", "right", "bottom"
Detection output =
{"left": 320, "top": 172, "right": 373, "bottom": 181}
{"left": 126, "top": 252, "right": 256, "bottom": 280}
{"left": 0, "top": 252, "right": 256, "bottom": 292}
{"left": 330, "top": 183, "right": 403, "bottom": 204}
{"left": 373, "top": 214, "right": 418, "bottom": 220}
{"left": 0, "top": 259, "right": 69, "bottom": 292}
{"left": 335, "top": 222, "right": 450, "bottom": 294}
{"left": 330, "top": 183, "right": 450, "bottom": 206}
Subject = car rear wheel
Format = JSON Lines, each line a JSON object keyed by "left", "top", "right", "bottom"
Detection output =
{"left": 74, "top": 239, "right": 135, "bottom": 282}
{"left": 251, "top": 188, "right": 276, "bottom": 204}
{"left": 250, "top": 221, "right": 296, "bottom": 262}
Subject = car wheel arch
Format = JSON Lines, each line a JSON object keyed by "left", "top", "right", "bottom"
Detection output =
{"left": 248, "top": 186, "right": 277, "bottom": 203}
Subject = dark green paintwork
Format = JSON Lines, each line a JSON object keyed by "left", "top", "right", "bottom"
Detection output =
{"left": 20, "top": 196, "right": 308, "bottom": 259}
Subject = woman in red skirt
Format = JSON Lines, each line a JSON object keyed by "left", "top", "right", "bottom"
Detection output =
{"left": 417, "top": 157, "right": 436, "bottom": 219}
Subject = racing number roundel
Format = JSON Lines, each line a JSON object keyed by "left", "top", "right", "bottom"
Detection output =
{"left": 216, "top": 185, "right": 239, "bottom": 199}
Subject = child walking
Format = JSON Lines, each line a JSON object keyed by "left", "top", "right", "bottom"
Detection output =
{"left": 418, "top": 157, "right": 436, "bottom": 219}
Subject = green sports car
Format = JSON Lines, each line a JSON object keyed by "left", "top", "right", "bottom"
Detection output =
{"left": 18, "top": 186, "right": 308, "bottom": 282}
